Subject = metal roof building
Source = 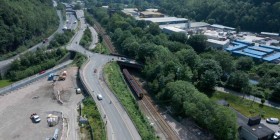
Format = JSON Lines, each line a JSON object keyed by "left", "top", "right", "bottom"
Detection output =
{"left": 137, "top": 17, "right": 188, "bottom": 25}
{"left": 210, "top": 24, "right": 235, "bottom": 31}
{"left": 162, "top": 26, "right": 186, "bottom": 34}
{"left": 233, "top": 51, "right": 263, "bottom": 59}
{"left": 248, "top": 46, "right": 274, "bottom": 53}
{"left": 260, "top": 45, "right": 280, "bottom": 51}
{"left": 243, "top": 48, "right": 267, "bottom": 56}
{"left": 263, "top": 52, "right": 280, "bottom": 62}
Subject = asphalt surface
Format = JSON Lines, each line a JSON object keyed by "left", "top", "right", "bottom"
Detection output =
{"left": 67, "top": 11, "right": 141, "bottom": 140}
{"left": 66, "top": 12, "right": 78, "bottom": 30}
{"left": 0, "top": 10, "right": 64, "bottom": 74}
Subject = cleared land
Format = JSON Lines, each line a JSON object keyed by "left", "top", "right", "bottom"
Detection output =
{"left": 0, "top": 67, "right": 83, "bottom": 140}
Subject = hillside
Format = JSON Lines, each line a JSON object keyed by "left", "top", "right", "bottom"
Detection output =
{"left": 0, "top": 0, "right": 58, "bottom": 56}
{"left": 151, "top": 0, "right": 280, "bottom": 32}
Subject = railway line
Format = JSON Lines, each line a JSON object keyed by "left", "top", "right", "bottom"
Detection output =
{"left": 122, "top": 69, "right": 180, "bottom": 140}
{"left": 93, "top": 22, "right": 116, "bottom": 54}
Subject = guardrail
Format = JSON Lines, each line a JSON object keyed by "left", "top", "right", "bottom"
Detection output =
{"left": 0, "top": 60, "right": 72, "bottom": 95}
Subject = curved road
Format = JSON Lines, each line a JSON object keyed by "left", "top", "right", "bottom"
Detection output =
{"left": 67, "top": 11, "right": 141, "bottom": 140}
{"left": 0, "top": 10, "right": 64, "bottom": 73}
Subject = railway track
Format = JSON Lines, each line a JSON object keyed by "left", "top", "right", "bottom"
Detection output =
{"left": 131, "top": 75, "right": 180, "bottom": 140}
{"left": 93, "top": 22, "right": 116, "bottom": 54}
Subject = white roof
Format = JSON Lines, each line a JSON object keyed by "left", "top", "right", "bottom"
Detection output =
{"left": 163, "top": 26, "right": 185, "bottom": 33}
{"left": 211, "top": 24, "right": 235, "bottom": 30}
{"left": 160, "top": 23, "right": 187, "bottom": 29}
{"left": 137, "top": 17, "right": 188, "bottom": 23}
{"left": 261, "top": 32, "right": 279, "bottom": 36}
{"left": 207, "top": 39, "right": 230, "bottom": 45}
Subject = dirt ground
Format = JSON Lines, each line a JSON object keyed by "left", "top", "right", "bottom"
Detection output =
{"left": 0, "top": 67, "right": 83, "bottom": 140}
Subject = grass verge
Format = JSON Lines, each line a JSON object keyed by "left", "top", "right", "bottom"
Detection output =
{"left": 91, "top": 42, "right": 110, "bottom": 55}
{"left": 104, "top": 62, "right": 157, "bottom": 140}
{"left": 81, "top": 97, "right": 106, "bottom": 140}
{"left": 211, "top": 91, "right": 280, "bottom": 119}
{"left": 72, "top": 52, "right": 87, "bottom": 67}
{"left": 0, "top": 80, "right": 13, "bottom": 88}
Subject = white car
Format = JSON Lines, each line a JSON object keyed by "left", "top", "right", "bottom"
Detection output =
{"left": 266, "top": 118, "right": 279, "bottom": 124}
{"left": 97, "top": 94, "right": 103, "bottom": 100}
{"left": 30, "top": 113, "right": 41, "bottom": 123}
{"left": 274, "top": 131, "right": 280, "bottom": 139}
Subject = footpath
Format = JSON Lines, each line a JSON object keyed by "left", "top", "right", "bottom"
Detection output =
{"left": 215, "top": 87, "right": 280, "bottom": 110}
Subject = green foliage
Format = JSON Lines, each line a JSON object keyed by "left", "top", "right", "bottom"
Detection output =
{"left": 85, "top": 11, "right": 94, "bottom": 26}
{"left": 49, "top": 31, "right": 74, "bottom": 48}
{"left": 80, "top": 27, "right": 93, "bottom": 49}
{"left": 72, "top": 53, "right": 87, "bottom": 68}
{"left": 0, "top": 0, "right": 58, "bottom": 56}
{"left": 104, "top": 62, "right": 157, "bottom": 140}
{"left": 226, "top": 71, "right": 249, "bottom": 92}
{"left": 7, "top": 48, "right": 67, "bottom": 81}
{"left": 0, "top": 80, "right": 13, "bottom": 88}
{"left": 162, "top": 81, "right": 238, "bottom": 140}
{"left": 211, "top": 91, "right": 280, "bottom": 120}
{"left": 236, "top": 57, "right": 254, "bottom": 71}
{"left": 92, "top": 42, "right": 110, "bottom": 54}
{"left": 153, "top": 0, "right": 280, "bottom": 32}
{"left": 82, "top": 97, "right": 106, "bottom": 140}
{"left": 187, "top": 35, "right": 208, "bottom": 53}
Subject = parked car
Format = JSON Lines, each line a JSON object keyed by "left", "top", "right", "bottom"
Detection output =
{"left": 30, "top": 113, "right": 41, "bottom": 123}
{"left": 266, "top": 118, "right": 279, "bottom": 124}
{"left": 97, "top": 94, "right": 103, "bottom": 100}
{"left": 274, "top": 131, "right": 280, "bottom": 139}
{"left": 39, "top": 70, "right": 46, "bottom": 74}
{"left": 76, "top": 88, "right": 81, "bottom": 94}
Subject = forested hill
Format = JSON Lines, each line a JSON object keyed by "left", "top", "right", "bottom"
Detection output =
{"left": 0, "top": 0, "right": 58, "bottom": 55}
{"left": 153, "top": 0, "right": 280, "bottom": 32}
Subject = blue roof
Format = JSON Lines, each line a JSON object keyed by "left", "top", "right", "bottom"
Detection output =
{"left": 263, "top": 52, "right": 280, "bottom": 61}
{"left": 249, "top": 46, "right": 274, "bottom": 53}
{"left": 226, "top": 42, "right": 247, "bottom": 51}
{"left": 233, "top": 51, "right": 262, "bottom": 59}
{"left": 243, "top": 48, "right": 267, "bottom": 56}
{"left": 235, "top": 40, "right": 254, "bottom": 46}
{"left": 260, "top": 45, "right": 280, "bottom": 51}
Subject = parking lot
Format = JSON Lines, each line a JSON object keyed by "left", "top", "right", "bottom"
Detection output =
{"left": 0, "top": 67, "right": 83, "bottom": 140}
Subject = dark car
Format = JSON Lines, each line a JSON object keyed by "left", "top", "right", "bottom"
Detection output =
{"left": 39, "top": 70, "right": 46, "bottom": 74}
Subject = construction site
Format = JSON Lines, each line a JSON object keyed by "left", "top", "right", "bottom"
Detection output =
{"left": 0, "top": 67, "right": 83, "bottom": 140}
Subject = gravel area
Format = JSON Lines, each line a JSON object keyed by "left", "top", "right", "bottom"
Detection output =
{"left": 0, "top": 67, "right": 83, "bottom": 140}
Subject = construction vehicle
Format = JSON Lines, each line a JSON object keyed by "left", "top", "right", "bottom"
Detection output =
{"left": 58, "top": 71, "right": 67, "bottom": 81}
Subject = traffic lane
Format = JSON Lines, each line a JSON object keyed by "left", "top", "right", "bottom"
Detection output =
{"left": 86, "top": 60, "right": 133, "bottom": 140}
{"left": 261, "top": 120, "right": 279, "bottom": 132}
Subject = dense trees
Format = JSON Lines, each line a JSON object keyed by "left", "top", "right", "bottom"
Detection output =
{"left": 49, "top": 30, "right": 74, "bottom": 48}
{"left": 7, "top": 48, "right": 67, "bottom": 81}
{"left": 0, "top": 0, "right": 58, "bottom": 57}
{"left": 152, "top": 0, "right": 280, "bottom": 32}
{"left": 80, "top": 27, "right": 93, "bottom": 49}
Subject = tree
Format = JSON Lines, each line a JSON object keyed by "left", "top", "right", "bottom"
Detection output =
{"left": 236, "top": 57, "right": 254, "bottom": 71}
{"left": 187, "top": 35, "right": 208, "bottom": 53}
{"left": 226, "top": 71, "right": 249, "bottom": 91}
{"left": 196, "top": 59, "right": 222, "bottom": 79}
{"left": 198, "top": 70, "right": 220, "bottom": 90}
{"left": 176, "top": 49, "right": 200, "bottom": 69}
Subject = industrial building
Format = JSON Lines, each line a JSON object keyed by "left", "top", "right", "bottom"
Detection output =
{"left": 121, "top": 8, "right": 139, "bottom": 17}
{"left": 238, "top": 115, "right": 274, "bottom": 140}
{"left": 210, "top": 24, "right": 235, "bottom": 31}
{"left": 162, "top": 26, "right": 186, "bottom": 34}
{"left": 226, "top": 40, "right": 280, "bottom": 63}
{"left": 139, "top": 11, "right": 164, "bottom": 18}
{"left": 137, "top": 17, "right": 188, "bottom": 25}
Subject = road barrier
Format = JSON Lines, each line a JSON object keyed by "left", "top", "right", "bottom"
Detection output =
{"left": 0, "top": 60, "right": 72, "bottom": 95}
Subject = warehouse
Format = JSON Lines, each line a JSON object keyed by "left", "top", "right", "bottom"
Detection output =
{"left": 140, "top": 11, "right": 164, "bottom": 18}
{"left": 137, "top": 17, "right": 188, "bottom": 25}
{"left": 162, "top": 26, "right": 186, "bottom": 34}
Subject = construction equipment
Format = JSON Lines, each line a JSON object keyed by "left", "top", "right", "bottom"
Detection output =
{"left": 58, "top": 71, "right": 67, "bottom": 81}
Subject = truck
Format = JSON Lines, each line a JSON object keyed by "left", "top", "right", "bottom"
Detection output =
{"left": 58, "top": 71, "right": 67, "bottom": 81}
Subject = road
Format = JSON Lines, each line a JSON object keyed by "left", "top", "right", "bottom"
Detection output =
{"left": 67, "top": 11, "right": 141, "bottom": 140}
{"left": 0, "top": 10, "right": 64, "bottom": 74}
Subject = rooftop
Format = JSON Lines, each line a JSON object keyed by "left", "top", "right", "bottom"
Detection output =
{"left": 190, "top": 22, "right": 210, "bottom": 28}
{"left": 159, "top": 23, "right": 186, "bottom": 29}
{"left": 237, "top": 112, "right": 274, "bottom": 139}
{"left": 136, "top": 17, "right": 188, "bottom": 23}
{"left": 162, "top": 26, "right": 186, "bottom": 33}
{"left": 211, "top": 24, "right": 235, "bottom": 30}
{"left": 207, "top": 39, "right": 230, "bottom": 45}
{"left": 263, "top": 52, "right": 280, "bottom": 61}
{"left": 140, "top": 11, "right": 163, "bottom": 16}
